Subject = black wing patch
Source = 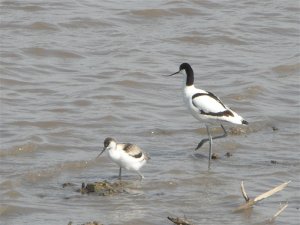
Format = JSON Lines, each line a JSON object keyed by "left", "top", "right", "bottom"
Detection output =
{"left": 132, "top": 152, "right": 142, "bottom": 158}
{"left": 192, "top": 92, "right": 226, "bottom": 108}
{"left": 192, "top": 92, "right": 234, "bottom": 117}
{"left": 200, "top": 109, "right": 234, "bottom": 117}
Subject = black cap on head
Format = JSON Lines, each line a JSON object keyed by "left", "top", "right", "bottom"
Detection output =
{"left": 179, "top": 63, "right": 191, "bottom": 71}
{"left": 104, "top": 137, "right": 116, "bottom": 147}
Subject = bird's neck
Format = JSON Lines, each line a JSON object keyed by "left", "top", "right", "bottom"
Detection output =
{"left": 107, "top": 143, "right": 117, "bottom": 152}
{"left": 108, "top": 146, "right": 121, "bottom": 159}
{"left": 183, "top": 68, "right": 194, "bottom": 86}
{"left": 184, "top": 84, "right": 196, "bottom": 97}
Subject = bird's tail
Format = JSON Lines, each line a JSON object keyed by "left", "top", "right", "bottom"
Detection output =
{"left": 225, "top": 109, "right": 248, "bottom": 125}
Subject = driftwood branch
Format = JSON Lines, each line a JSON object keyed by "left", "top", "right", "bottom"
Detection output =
{"left": 253, "top": 181, "right": 290, "bottom": 202}
{"left": 235, "top": 181, "right": 291, "bottom": 212}
{"left": 167, "top": 216, "right": 194, "bottom": 225}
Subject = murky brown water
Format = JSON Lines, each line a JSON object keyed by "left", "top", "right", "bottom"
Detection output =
{"left": 1, "top": 1, "right": 299, "bottom": 224}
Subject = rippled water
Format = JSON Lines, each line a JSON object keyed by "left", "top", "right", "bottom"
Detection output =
{"left": 1, "top": 0, "right": 299, "bottom": 224}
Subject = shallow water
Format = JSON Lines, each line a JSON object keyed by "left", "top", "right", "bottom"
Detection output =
{"left": 0, "top": 0, "right": 299, "bottom": 224}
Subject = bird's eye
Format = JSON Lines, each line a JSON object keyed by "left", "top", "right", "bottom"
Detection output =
{"left": 104, "top": 141, "right": 108, "bottom": 147}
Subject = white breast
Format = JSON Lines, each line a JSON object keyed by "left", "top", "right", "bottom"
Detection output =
{"left": 108, "top": 146, "right": 146, "bottom": 171}
{"left": 183, "top": 85, "right": 206, "bottom": 120}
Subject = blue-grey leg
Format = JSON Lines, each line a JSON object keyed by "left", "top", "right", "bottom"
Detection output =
{"left": 136, "top": 171, "right": 144, "bottom": 180}
{"left": 118, "top": 167, "right": 122, "bottom": 180}
{"left": 195, "top": 124, "right": 228, "bottom": 150}
{"left": 206, "top": 125, "right": 212, "bottom": 169}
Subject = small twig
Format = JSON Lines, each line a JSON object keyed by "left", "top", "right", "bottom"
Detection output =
{"left": 241, "top": 181, "right": 249, "bottom": 202}
{"left": 269, "top": 203, "right": 288, "bottom": 222}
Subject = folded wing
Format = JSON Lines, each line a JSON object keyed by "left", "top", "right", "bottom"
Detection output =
{"left": 192, "top": 92, "right": 234, "bottom": 117}
{"left": 122, "top": 144, "right": 143, "bottom": 158}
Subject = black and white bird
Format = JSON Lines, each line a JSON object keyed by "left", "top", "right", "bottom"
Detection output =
{"left": 167, "top": 63, "right": 248, "bottom": 167}
{"left": 97, "top": 137, "right": 149, "bottom": 180}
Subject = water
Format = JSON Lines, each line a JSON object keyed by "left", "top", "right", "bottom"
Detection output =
{"left": 1, "top": 0, "right": 299, "bottom": 224}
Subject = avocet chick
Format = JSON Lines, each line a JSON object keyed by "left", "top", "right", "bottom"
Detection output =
{"left": 97, "top": 137, "right": 149, "bottom": 180}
